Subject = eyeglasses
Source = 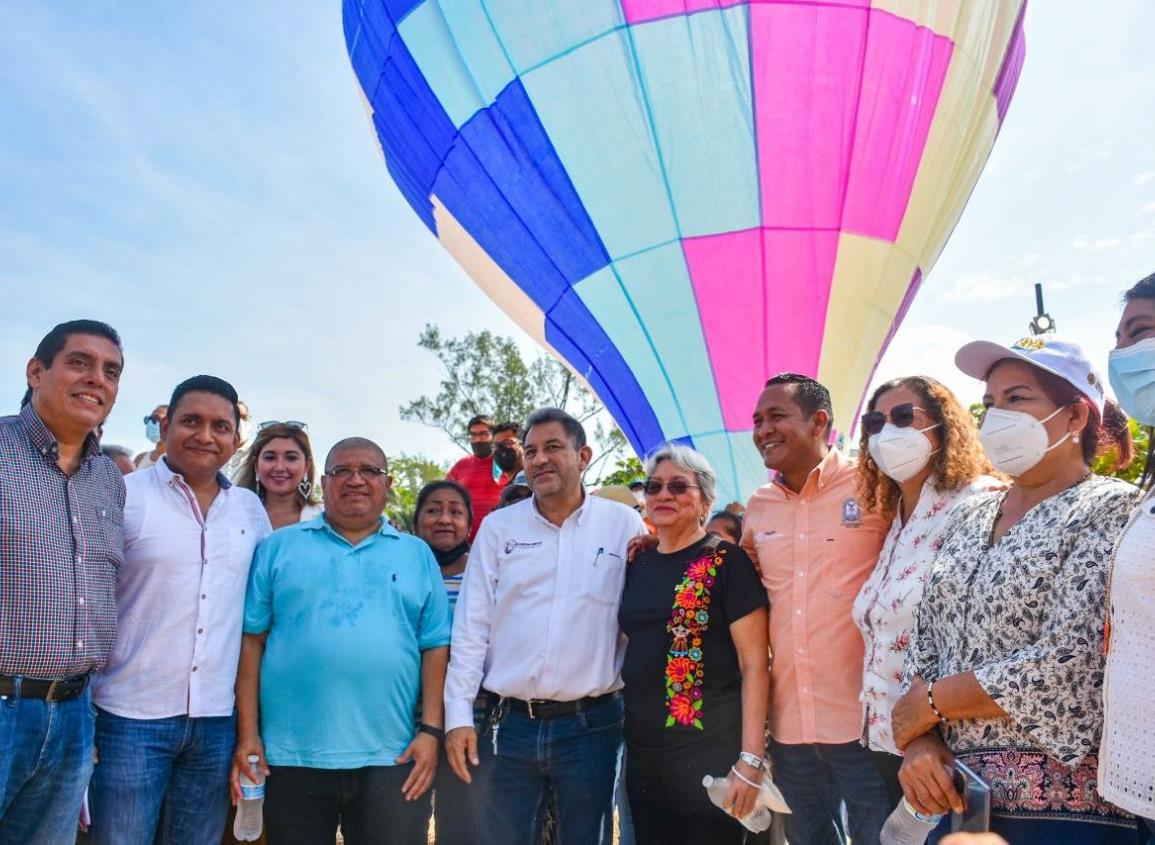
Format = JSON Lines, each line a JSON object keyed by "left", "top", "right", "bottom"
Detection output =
{"left": 643, "top": 478, "right": 701, "bottom": 496}
{"left": 860, "top": 403, "right": 927, "bottom": 436}
{"left": 325, "top": 464, "right": 389, "bottom": 481}
{"left": 143, "top": 414, "right": 161, "bottom": 424}
{"left": 258, "top": 420, "right": 308, "bottom": 432}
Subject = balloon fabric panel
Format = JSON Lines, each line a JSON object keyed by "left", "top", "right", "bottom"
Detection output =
{"left": 344, "top": 0, "right": 1028, "bottom": 503}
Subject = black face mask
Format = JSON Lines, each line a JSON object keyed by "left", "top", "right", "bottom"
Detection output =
{"left": 494, "top": 445, "right": 520, "bottom": 472}
{"left": 433, "top": 541, "right": 470, "bottom": 567}
{"left": 471, "top": 441, "right": 494, "bottom": 459}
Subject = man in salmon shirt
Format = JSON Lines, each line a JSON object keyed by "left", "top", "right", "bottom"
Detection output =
{"left": 741, "top": 373, "right": 894, "bottom": 845}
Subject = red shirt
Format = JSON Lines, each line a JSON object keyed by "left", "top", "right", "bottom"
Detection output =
{"left": 447, "top": 454, "right": 507, "bottom": 541}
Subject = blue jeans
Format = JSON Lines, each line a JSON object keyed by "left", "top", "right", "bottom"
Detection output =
{"left": 89, "top": 707, "right": 236, "bottom": 845}
{"left": 0, "top": 682, "right": 95, "bottom": 844}
{"left": 770, "top": 739, "right": 898, "bottom": 845}
{"left": 475, "top": 693, "right": 624, "bottom": 845}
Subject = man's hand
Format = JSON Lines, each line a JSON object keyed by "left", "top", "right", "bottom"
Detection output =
{"left": 396, "top": 732, "right": 439, "bottom": 801}
{"left": 229, "top": 735, "right": 269, "bottom": 806}
{"left": 892, "top": 675, "right": 941, "bottom": 750}
{"left": 626, "top": 533, "right": 658, "bottom": 562}
{"left": 446, "top": 726, "right": 480, "bottom": 784}
{"left": 898, "top": 733, "right": 963, "bottom": 816}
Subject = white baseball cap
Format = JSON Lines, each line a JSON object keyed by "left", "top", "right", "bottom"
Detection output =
{"left": 955, "top": 335, "right": 1105, "bottom": 414}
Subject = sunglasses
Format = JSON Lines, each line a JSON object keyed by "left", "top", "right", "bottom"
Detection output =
{"left": 643, "top": 478, "right": 701, "bottom": 496}
{"left": 258, "top": 420, "right": 308, "bottom": 432}
{"left": 860, "top": 403, "right": 927, "bottom": 436}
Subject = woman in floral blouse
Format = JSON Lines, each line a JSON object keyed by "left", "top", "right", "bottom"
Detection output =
{"left": 619, "top": 443, "right": 769, "bottom": 844}
{"left": 892, "top": 336, "right": 1137, "bottom": 844}
{"left": 852, "top": 377, "right": 1002, "bottom": 763}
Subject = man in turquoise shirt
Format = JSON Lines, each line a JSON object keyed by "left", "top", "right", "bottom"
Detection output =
{"left": 232, "top": 437, "right": 450, "bottom": 844}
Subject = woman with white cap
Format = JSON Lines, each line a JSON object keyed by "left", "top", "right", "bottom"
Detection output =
{"left": 1101, "top": 272, "right": 1155, "bottom": 839}
{"left": 890, "top": 336, "right": 1137, "bottom": 844}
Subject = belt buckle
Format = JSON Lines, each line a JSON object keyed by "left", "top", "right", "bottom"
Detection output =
{"left": 46, "top": 678, "right": 62, "bottom": 702}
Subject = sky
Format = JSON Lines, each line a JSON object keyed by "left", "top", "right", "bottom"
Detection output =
{"left": 1, "top": 1, "right": 1154, "bottom": 469}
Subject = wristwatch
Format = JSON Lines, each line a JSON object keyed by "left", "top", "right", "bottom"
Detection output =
{"left": 738, "top": 751, "right": 765, "bottom": 771}
{"left": 418, "top": 723, "right": 445, "bottom": 741}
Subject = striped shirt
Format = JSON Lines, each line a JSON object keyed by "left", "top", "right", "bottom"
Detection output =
{"left": 0, "top": 405, "right": 126, "bottom": 678}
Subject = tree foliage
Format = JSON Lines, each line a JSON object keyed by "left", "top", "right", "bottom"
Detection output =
{"left": 400, "top": 323, "right": 628, "bottom": 479}
{"left": 386, "top": 452, "right": 449, "bottom": 530}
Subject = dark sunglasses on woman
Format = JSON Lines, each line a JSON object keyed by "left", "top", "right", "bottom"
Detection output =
{"left": 860, "top": 403, "right": 927, "bottom": 436}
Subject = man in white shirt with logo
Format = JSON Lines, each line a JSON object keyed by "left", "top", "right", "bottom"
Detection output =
{"left": 89, "top": 376, "right": 271, "bottom": 845}
{"left": 445, "top": 407, "right": 645, "bottom": 844}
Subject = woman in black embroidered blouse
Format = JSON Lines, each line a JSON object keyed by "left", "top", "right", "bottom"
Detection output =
{"left": 619, "top": 443, "right": 769, "bottom": 844}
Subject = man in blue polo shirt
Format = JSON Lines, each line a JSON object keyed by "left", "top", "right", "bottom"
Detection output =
{"left": 232, "top": 437, "right": 450, "bottom": 844}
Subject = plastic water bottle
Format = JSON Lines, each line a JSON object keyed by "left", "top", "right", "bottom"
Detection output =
{"left": 233, "top": 754, "right": 265, "bottom": 841}
{"left": 880, "top": 797, "right": 944, "bottom": 845}
{"left": 702, "top": 774, "right": 774, "bottom": 833}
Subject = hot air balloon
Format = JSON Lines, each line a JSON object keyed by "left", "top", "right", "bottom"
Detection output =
{"left": 342, "top": 0, "right": 1026, "bottom": 503}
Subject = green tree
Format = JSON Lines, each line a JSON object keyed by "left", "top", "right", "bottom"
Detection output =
{"left": 1093, "top": 418, "right": 1149, "bottom": 485}
{"left": 385, "top": 452, "right": 448, "bottom": 529}
{"left": 400, "top": 323, "right": 629, "bottom": 479}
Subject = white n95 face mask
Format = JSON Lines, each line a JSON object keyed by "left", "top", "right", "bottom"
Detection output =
{"left": 979, "top": 406, "right": 1070, "bottom": 477}
{"left": 1108, "top": 337, "right": 1155, "bottom": 426}
{"left": 867, "top": 423, "right": 939, "bottom": 483}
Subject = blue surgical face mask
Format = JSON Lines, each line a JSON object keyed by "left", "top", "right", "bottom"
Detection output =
{"left": 1109, "top": 337, "right": 1155, "bottom": 426}
{"left": 145, "top": 419, "right": 162, "bottom": 444}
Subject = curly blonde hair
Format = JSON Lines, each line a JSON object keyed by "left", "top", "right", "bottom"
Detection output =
{"left": 857, "top": 376, "right": 996, "bottom": 519}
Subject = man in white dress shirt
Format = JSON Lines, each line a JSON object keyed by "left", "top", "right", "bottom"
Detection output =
{"left": 89, "top": 376, "right": 271, "bottom": 845}
{"left": 445, "top": 407, "right": 645, "bottom": 844}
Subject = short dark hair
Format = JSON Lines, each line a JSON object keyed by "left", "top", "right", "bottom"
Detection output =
{"left": 414, "top": 480, "right": 474, "bottom": 532}
{"left": 1124, "top": 271, "right": 1155, "bottom": 303}
{"left": 168, "top": 375, "right": 241, "bottom": 427}
{"left": 707, "top": 510, "right": 743, "bottom": 542}
{"left": 100, "top": 443, "right": 134, "bottom": 461}
{"left": 493, "top": 421, "right": 520, "bottom": 437}
{"left": 522, "top": 407, "right": 586, "bottom": 449}
{"left": 466, "top": 415, "right": 494, "bottom": 431}
{"left": 34, "top": 319, "right": 122, "bottom": 368}
{"left": 765, "top": 372, "right": 834, "bottom": 433}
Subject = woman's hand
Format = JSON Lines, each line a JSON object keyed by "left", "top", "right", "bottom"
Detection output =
{"left": 892, "top": 675, "right": 942, "bottom": 750}
{"left": 898, "top": 733, "right": 963, "bottom": 816}
{"left": 723, "top": 758, "right": 763, "bottom": 820}
{"left": 626, "top": 533, "right": 658, "bottom": 562}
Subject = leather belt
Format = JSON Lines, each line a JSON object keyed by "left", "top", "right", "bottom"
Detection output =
{"left": 487, "top": 690, "right": 618, "bottom": 720}
{"left": 0, "top": 673, "right": 91, "bottom": 702}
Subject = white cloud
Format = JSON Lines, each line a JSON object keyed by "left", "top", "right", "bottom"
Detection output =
{"left": 1138, "top": 201, "right": 1155, "bottom": 216}
{"left": 868, "top": 323, "right": 986, "bottom": 412}
{"left": 1136, "top": 171, "right": 1155, "bottom": 186}
{"left": 939, "top": 272, "right": 1033, "bottom": 303}
{"left": 1072, "top": 235, "right": 1125, "bottom": 253}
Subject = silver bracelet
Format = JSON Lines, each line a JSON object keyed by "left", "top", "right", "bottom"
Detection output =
{"left": 730, "top": 766, "right": 762, "bottom": 789}
{"left": 738, "top": 751, "right": 765, "bottom": 771}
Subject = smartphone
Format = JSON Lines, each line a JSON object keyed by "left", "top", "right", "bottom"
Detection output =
{"left": 950, "top": 760, "right": 991, "bottom": 833}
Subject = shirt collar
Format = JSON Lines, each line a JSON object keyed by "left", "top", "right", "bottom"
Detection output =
{"left": 304, "top": 514, "right": 399, "bottom": 540}
{"left": 156, "top": 455, "right": 234, "bottom": 490}
{"left": 19, "top": 403, "right": 102, "bottom": 461}
{"left": 530, "top": 488, "right": 590, "bottom": 528}
{"left": 773, "top": 447, "right": 844, "bottom": 495}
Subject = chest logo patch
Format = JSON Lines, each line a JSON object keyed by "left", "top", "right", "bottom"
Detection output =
{"left": 842, "top": 497, "right": 863, "bottom": 528}
{"left": 504, "top": 539, "right": 543, "bottom": 555}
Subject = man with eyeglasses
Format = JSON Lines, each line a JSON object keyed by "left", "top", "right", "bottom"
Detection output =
{"left": 444, "top": 407, "right": 645, "bottom": 844}
{"left": 88, "top": 375, "right": 272, "bottom": 845}
{"left": 741, "top": 374, "right": 892, "bottom": 845}
{"left": 234, "top": 437, "right": 451, "bottom": 843}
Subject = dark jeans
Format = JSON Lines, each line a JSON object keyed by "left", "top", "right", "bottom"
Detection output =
{"left": 0, "top": 683, "right": 94, "bottom": 844}
{"left": 89, "top": 707, "right": 236, "bottom": 845}
{"left": 474, "top": 693, "right": 624, "bottom": 845}
{"left": 412, "top": 743, "right": 476, "bottom": 845}
{"left": 769, "top": 739, "right": 899, "bottom": 845}
{"left": 265, "top": 763, "right": 429, "bottom": 845}
{"left": 626, "top": 739, "right": 746, "bottom": 845}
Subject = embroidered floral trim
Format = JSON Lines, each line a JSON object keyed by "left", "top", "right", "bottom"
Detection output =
{"left": 665, "top": 544, "right": 726, "bottom": 729}
{"left": 955, "top": 749, "right": 1134, "bottom": 824}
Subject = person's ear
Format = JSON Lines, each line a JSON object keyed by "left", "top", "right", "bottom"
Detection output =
{"left": 812, "top": 409, "right": 831, "bottom": 438}
{"left": 578, "top": 444, "right": 594, "bottom": 471}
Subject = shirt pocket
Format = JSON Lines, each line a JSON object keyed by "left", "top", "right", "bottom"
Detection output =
{"left": 580, "top": 549, "right": 627, "bottom": 606}
{"left": 90, "top": 504, "right": 124, "bottom": 572}
{"left": 224, "top": 527, "right": 260, "bottom": 578}
{"left": 817, "top": 529, "right": 877, "bottom": 600}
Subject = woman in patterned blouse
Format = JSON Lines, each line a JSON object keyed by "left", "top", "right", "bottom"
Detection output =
{"left": 852, "top": 377, "right": 1002, "bottom": 762}
{"left": 891, "top": 336, "right": 1137, "bottom": 844}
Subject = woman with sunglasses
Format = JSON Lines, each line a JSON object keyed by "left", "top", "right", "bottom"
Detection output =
{"left": 234, "top": 421, "right": 322, "bottom": 529}
{"left": 618, "top": 443, "right": 769, "bottom": 844}
{"left": 852, "top": 377, "right": 1001, "bottom": 767}
{"left": 892, "top": 337, "right": 1137, "bottom": 844}
{"left": 1101, "top": 272, "right": 1155, "bottom": 839}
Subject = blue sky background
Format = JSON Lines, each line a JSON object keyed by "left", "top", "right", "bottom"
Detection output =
{"left": 1, "top": 2, "right": 1153, "bottom": 468}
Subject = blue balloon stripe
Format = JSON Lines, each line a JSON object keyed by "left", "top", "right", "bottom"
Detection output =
{"left": 544, "top": 292, "right": 666, "bottom": 452}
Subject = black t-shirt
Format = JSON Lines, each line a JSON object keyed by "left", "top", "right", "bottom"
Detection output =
{"left": 618, "top": 534, "right": 768, "bottom": 750}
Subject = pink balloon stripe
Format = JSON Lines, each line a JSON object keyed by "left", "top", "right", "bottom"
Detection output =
{"left": 684, "top": 227, "right": 839, "bottom": 430}
{"left": 620, "top": 0, "right": 741, "bottom": 26}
